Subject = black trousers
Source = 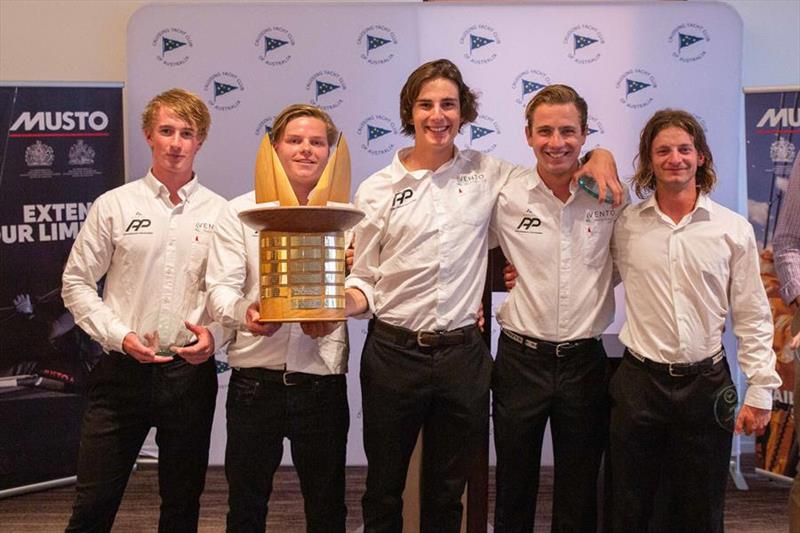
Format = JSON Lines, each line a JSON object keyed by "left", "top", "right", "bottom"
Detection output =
{"left": 492, "top": 332, "right": 609, "bottom": 533}
{"left": 360, "top": 322, "right": 492, "bottom": 533}
{"left": 66, "top": 352, "right": 217, "bottom": 533}
{"left": 224, "top": 368, "right": 349, "bottom": 533}
{"left": 609, "top": 351, "right": 735, "bottom": 533}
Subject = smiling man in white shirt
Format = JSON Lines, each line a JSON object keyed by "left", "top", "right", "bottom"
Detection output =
{"left": 62, "top": 88, "right": 226, "bottom": 533}
{"left": 205, "top": 104, "right": 349, "bottom": 533}
{"left": 610, "top": 109, "right": 781, "bottom": 532}
{"left": 490, "top": 84, "right": 623, "bottom": 533}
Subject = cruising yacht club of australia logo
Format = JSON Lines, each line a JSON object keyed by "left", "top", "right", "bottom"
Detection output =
{"left": 153, "top": 28, "right": 193, "bottom": 66}
{"left": 357, "top": 25, "right": 398, "bottom": 65}
{"left": 306, "top": 71, "right": 347, "bottom": 111}
{"left": 511, "top": 69, "right": 552, "bottom": 106}
{"left": 204, "top": 72, "right": 245, "bottom": 111}
{"left": 357, "top": 115, "right": 398, "bottom": 156}
{"left": 255, "top": 27, "right": 295, "bottom": 66}
{"left": 458, "top": 114, "right": 500, "bottom": 154}
{"left": 460, "top": 24, "right": 500, "bottom": 64}
{"left": 563, "top": 24, "right": 605, "bottom": 64}
{"left": 668, "top": 23, "right": 710, "bottom": 63}
{"left": 616, "top": 69, "right": 657, "bottom": 109}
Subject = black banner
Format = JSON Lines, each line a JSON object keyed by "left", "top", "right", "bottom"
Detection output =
{"left": 0, "top": 84, "right": 123, "bottom": 492}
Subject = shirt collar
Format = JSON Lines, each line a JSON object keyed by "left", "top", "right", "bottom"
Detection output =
{"left": 638, "top": 191, "right": 712, "bottom": 223}
{"left": 526, "top": 168, "right": 580, "bottom": 197}
{"left": 390, "top": 146, "right": 464, "bottom": 184}
{"left": 144, "top": 170, "right": 199, "bottom": 203}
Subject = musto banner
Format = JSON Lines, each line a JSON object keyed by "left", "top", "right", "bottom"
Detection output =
{"left": 0, "top": 84, "right": 123, "bottom": 493}
{"left": 745, "top": 86, "right": 800, "bottom": 481}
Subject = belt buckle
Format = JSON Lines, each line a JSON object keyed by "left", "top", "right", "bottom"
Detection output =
{"left": 668, "top": 363, "right": 689, "bottom": 377}
{"left": 283, "top": 371, "right": 298, "bottom": 386}
{"left": 417, "top": 330, "right": 434, "bottom": 347}
{"left": 555, "top": 342, "right": 571, "bottom": 358}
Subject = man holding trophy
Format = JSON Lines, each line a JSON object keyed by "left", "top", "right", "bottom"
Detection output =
{"left": 62, "top": 88, "right": 226, "bottom": 532}
{"left": 205, "top": 104, "right": 351, "bottom": 533}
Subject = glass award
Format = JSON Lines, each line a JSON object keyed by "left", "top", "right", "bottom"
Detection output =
{"left": 139, "top": 310, "right": 193, "bottom": 356}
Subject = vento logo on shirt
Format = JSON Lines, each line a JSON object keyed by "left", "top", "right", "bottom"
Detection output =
{"left": 125, "top": 212, "right": 152, "bottom": 234}
{"left": 194, "top": 222, "right": 215, "bottom": 233}
{"left": 456, "top": 173, "right": 486, "bottom": 188}
{"left": 584, "top": 207, "right": 616, "bottom": 223}
{"left": 515, "top": 210, "right": 542, "bottom": 234}
{"left": 391, "top": 188, "right": 414, "bottom": 209}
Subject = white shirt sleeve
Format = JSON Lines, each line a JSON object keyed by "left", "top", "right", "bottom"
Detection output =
{"left": 345, "top": 189, "right": 384, "bottom": 318}
{"left": 206, "top": 200, "right": 253, "bottom": 333}
{"left": 61, "top": 197, "right": 131, "bottom": 353}
{"left": 730, "top": 224, "right": 782, "bottom": 410}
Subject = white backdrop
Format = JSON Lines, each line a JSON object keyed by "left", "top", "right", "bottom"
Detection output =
{"left": 127, "top": 1, "right": 743, "bottom": 465}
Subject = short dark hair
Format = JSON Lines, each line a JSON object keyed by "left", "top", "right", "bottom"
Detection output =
{"left": 399, "top": 59, "right": 478, "bottom": 136}
{"left": 633, "top": 108, "right": 716, "bottom": 198}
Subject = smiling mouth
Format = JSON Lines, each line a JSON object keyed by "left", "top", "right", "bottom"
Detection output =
{"left": 426, "top": 125, "right": 450, "bottom": 134}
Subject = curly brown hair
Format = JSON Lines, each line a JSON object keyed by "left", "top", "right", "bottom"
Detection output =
{"left": 632, "top": 108, "right": 716, "bottom": 199}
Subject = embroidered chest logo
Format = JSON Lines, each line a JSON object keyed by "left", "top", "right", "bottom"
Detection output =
{"left": 515, "top": 209, "right": 543, "bottom": 234}
{"left": 391, "top": 188, "right": 414, "bottom": 209}
{"left": 125, "top": 212, "right": 152, "bottom": 234}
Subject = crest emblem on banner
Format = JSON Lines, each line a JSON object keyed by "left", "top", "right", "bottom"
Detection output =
{"left": 204, "top": 72, "right": 245, "bottom": 111}
{"left": 457, "top": 114, "right": 500, "bottom": 153}
{"left": 25, "top": 141, "right": 55, "bottom": 167}
{"left": 563, "top": 24, "right": 605, "bottom": 64}
{"left": 460, "top": 24, "right": 500, "bottom": 64}
{"left": 306, "top": 71, "right": 346, "bottom": 110}
{"left": 357, "top": 25, "right": 398, "bottom": 65}
{"left": 255, "top": 27, "right": 295, "bottom": 66}
{"left": 152, "top": 28, "right": 193, "bottom": 67}
{"left": 511, "top": 69, "right": 552, "bottom": 106}
{"left": 68, "top": 140, "right": 95, "bottom": 166}
{"left": 357, "top": 115, "right": 398, "bottom": 156}
{"left": 669, "top": 23, "right": 710, "bottom": 62}
{"left": 616, "top": 69, "right": 657, "bottom": 109}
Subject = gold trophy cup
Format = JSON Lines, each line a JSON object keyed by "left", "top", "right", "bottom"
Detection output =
{"left": 237, "top": 133, "right": 364, "bottom": 322}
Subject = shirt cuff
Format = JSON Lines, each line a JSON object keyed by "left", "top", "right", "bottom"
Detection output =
{"left": 108, "top": 322, "right": 134, "bottom": 354}
{"left": 743, "top": 385, "right": 774, "bottom": 411}
{"left": 205, "top": 321, "right": 225, "bottom": 353}
{"left": 344, "top": 277, "right": 375, "bottom": 319}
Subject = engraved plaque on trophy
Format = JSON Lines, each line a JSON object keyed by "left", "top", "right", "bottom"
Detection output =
{"left": 237, "top": 132, "right": 364, "bottom": 322}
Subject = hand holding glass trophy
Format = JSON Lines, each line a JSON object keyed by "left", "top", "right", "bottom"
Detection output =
{"left": 139, "top": 309, "right": 195, "bottom": 357}
{"left": 237, "top": 131, "right": 364, "bottom": 323}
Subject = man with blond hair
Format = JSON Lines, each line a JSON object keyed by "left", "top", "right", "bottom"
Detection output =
{"left": 62, "top": 88, "right": 226, "bottom": 532}
{"left": 206, "top": 104, "right": 349, "bottom": 533}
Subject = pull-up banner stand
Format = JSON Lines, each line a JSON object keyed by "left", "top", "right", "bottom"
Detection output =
{"left": 0, "top": 82, "right": 124, "bottom": 497}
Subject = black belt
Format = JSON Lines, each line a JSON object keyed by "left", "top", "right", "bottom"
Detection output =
{"left": 233, "top": 366, "right": 339, "bottom": 386}
{"left": 624, "top": 348, "right": 725, "bottom": 377}
{"left": 371, "top": 319, "right": 479, "bottom": 348}
{"left": 502, "top": 329, "right": 600, "bottom": 357}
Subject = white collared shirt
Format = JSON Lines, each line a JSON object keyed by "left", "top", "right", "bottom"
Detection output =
{"left": 491, "top": 169, "right": 623, "bottom": 341}
{"left": 62, "top": 172, "right": 226, "bottom": 354}
{"left": 205, "top": 192, "right": 348, "bottom": 374}
{"left": 612, "top": 193, "right": 781, "bottom": 409}
{"left": 346, "top": 147, "right": 526, "bottom": 331}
